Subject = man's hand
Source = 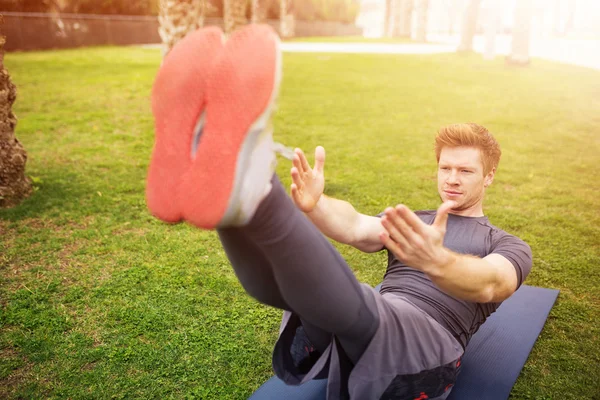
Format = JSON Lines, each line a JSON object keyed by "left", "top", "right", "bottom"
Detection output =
{"left": 379, "top": 201, "right": 457, "bottom": 274}
{"left": 290, "top": 146, "right": 325, "bottom": 213}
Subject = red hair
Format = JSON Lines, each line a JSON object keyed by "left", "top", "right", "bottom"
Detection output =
{"left": 435, "top": 123, "right": 501, "bottom": 175}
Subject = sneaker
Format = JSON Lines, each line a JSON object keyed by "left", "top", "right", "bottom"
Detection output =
{"left": 146, "top": 26, "right": 225, "bottom": 223}
{"left": 177, "top": 24, "right": 285, "bottom": 229}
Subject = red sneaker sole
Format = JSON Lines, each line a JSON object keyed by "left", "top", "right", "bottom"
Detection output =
{"left": 146, "top": 27, "right": 224, "bottom": 223}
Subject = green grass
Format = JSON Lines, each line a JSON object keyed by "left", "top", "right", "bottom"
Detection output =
{"left": 289, "top": 35, "right": 414, "bottom": 43}
{"left": 1, "top": 46, "right": 599, "bottom": 399}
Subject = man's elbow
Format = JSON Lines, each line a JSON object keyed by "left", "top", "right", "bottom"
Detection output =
{"left": 472, "top": 285, "right": 495, "bottom": 303}
{"left": 348, "top": 232, "right": 383, "bottom": 253}
{"left": 355, "top": 241, "right": 385, "bottom": 253}
{"left": 481, "top": 283, "right": 517, "bottom": 303}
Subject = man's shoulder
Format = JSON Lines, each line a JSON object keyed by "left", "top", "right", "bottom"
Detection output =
{"left": 482, "top": 220, "right": 531, "bottom": 254}
{"left": 483, "top": 220, "right": 523, "bottom": 239}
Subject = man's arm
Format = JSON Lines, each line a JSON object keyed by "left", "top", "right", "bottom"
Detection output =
{"left": 425, "top": 252, "right": 518, "bottom": 303}
{"left": 306, "top": 194, "right": 384, "bottom": 253}
{"left": 380, "top": 202, "right": 524, "bottom": 303}
{"left": 290, "top": 147, "right": 384, "bottom": 253}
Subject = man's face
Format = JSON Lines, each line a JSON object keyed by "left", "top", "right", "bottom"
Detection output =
{"left": 437, "top": 146, "right": 495, "bottom": 216}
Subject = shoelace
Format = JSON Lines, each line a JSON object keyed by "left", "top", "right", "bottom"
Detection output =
{"left": 273, "top": 142, "right": 295, "bottom": 160}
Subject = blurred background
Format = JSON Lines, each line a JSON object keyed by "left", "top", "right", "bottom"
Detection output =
{"left": 1, "top": 0, "right": 599, "bottom": 69}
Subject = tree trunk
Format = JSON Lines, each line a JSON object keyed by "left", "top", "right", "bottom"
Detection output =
{"left": 400, "top": 0, "right": 413, "bottom": 37}
{"left": 415, "top": 0, "right": 429, "bottom": 42}
{"left": 390, "top": 0, "right": 400, "bottom": 37}
{"left": 458, "top": 0, "right": 481, "bottom": 52}
{"left": 158, "top": 0, "right": 206, "bottom": 57}
{"left": 384, "top": 0, "right": 392, "bottom": 37}
{"left": 508, "top": 0, "right": 534, "bottom": 65}
{"left": 391, "top": 0, "right": 413, "bottom": 38}
{"left": 0, "top": 16, "right": 32, "bottom": 208}
{"left": 251, "top": 0, "right": 272, "bottom": 24}
{"left": 251, "top": 0, "right": 260, "bottom": 23}
{"left": 280, "top": 0, "right": 294, "bottom": 38}
{"left": 483, "top": 0, "right": 501, "bottom": 59}
{"left": 224, "top": 0, "right": 248, "bottom": 35}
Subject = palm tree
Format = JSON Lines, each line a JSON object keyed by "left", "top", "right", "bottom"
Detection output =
{"left": 482, "top": 0, "right": 500, "bottom": 60}
{"left": 400, "top": 0, "right": 413, "bottom": 38}
{"left": 279, "top": 0, "right": 294, "bottom": 38}
{"left": 390, "top": 0, "right": 413, "bottom": 38}
{"left": 158, "top": 0, "right": 276, "bottom": 49}
{"left": 384, "top": 0, "right": 392, "bottom": 37}
{"left": 0, "top": 15, "right": 32, "bottom": 208}
{"left": 158, "top": 0, "right": 207, "bottom": 56}
{"left": 458, "top": 0, "right": 481, "bottom": 52}
{"left": 415, "top": 0, "right": 429, "bottom": 42}
{"left": 507, "top": 0, "right": 534, "bottom": 65}
{"left": 224, "top": 0, "right": 248, "bottom": 35}
{"left": 251, "top": 0, "right": 271, "bottom": 23}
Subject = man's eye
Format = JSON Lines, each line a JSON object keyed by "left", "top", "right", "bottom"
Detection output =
{"left": 462, "top": 170, "right": 472, "bottom": 173}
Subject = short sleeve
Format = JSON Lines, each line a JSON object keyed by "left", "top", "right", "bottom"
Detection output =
{"left": 490, "top": 233, "right": 533, "bottom": 288}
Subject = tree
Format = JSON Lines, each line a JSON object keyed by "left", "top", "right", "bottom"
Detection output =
{"left": 482, "top": 0, "right": 500, "bottom": 59}
{"left": 391, "top": 0, "right": 413, "bottom": 38}
{"left": 414, "top": 0, "right": 429, "bottom": 42}
{"left": 0, "top": 15, "right": 32, "bottom": 208}
{"left": 224, "top": 0, "right": 248, "bottom": 35}
{"left": 279, "top": 0, "right": 294, "bottom": 38}
{"left": 251, "top": 0, "right": 272, "bottom": 23}
{"left": 158, "top": 0, "right": 207, "bottom": 56}
{"left": 458, "top": 0, "right": 481, "bottom": 52}
{"left": 384, "top": 0, "right": 392, "bottom": 37}
{"left": 507, "top": 0, "right": 534, "bottom": 65}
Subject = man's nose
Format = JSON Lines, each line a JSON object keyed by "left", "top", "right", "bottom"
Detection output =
{"left": 446, "top": 171, "right": 459, "bottom": 185}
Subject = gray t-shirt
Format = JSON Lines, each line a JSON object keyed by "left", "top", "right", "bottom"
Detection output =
{"left": 377, "top": 210, "right": 533, "bottom": 349}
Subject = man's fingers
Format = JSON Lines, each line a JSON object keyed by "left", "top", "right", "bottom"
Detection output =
{"left": 293, "top": 149, "right": 305, "bottom": 175}
{"left": 381, "top": 214, "right": 410, "bottom": 249}
{"left": 386, "top": 206, "right": 418, "bottom": 242}
{"left": 290, "top": 167, "right": 304, "bottom": 189}
{"left": 314, "top": 146, "right": 325, "bottom": 174}
{"left": 433, "top": 201, "right": 456, "bottom": 230}
{"left": 290, "top": 183, "right": 301, "bottom": 204}
{"left": 379, "top": 231, "right": 407, "bottom": 260}
{"left": 395, "top": 204, "right": 426, "bottom": 235}
{"left": 295, "top": 148, "right": 312, "bottom": 174}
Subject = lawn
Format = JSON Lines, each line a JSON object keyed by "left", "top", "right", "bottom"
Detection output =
{"left": 289, "top": 36, "right": 414, "bottom": 43}
{"left": 1, "top": 46, "right": 599, "bottom": 399}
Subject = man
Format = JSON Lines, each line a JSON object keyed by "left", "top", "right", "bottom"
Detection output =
{"left": 146, "top": 25, "right": 532, "bottom": 400}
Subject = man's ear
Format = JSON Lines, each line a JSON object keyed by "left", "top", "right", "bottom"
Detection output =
{"left": 484, "top": 167, "right": 496, "bottom": 188}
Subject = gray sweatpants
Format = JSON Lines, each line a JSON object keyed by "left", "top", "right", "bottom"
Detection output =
{"left": 217, "top": 175, "right": 463, "bottom": 399}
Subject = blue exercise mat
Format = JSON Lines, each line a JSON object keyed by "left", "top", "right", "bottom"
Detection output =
{"left": 248, "top": 284, "right": 559, "bottom": 400}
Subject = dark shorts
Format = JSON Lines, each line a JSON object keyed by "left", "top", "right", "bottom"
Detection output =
{"left": 272, "top": 284, "right": 464, "bottom": 400}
